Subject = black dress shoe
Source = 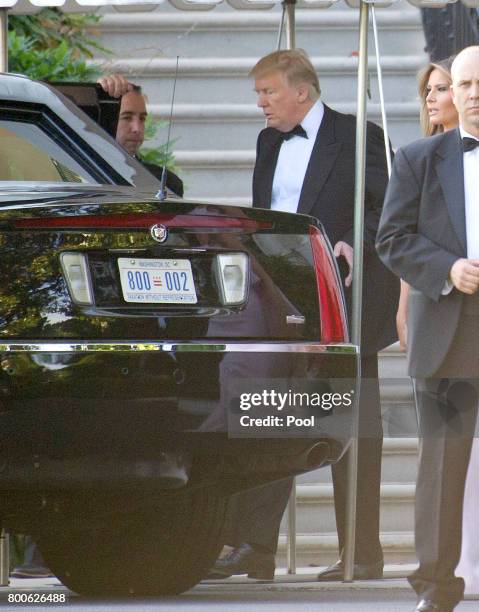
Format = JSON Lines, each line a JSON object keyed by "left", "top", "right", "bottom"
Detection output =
{"left": 316, "top": 558, "right": 383, "bottom": 581}
{"left": 414, "top": 599, "right": 453, "bottom": 612}
{"left": 207, "top": 543, "right": 275, "bottom": 580}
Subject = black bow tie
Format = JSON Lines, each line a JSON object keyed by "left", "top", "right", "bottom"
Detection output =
{"left": 462, "top": 137, "right": 479, "bottom": 152}
{"left": 280, "top": 125, "right": 308, "bottom": 141}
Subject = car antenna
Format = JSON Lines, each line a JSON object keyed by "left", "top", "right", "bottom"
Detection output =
{"left": 156, "top": 56, "right": 180, "bottom": 201}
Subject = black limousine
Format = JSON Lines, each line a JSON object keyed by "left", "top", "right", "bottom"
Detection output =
{"left": 0, "top": 74, "right": 357, "bottom": 595}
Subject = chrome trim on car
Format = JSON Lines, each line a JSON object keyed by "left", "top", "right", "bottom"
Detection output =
{"left": 286, "top": 315, "right": 306, "bottom": 325}
{"left": 0, "top": 342, "right": 358, "bottom": 355}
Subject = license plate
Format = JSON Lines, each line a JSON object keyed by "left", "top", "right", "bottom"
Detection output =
{"left": 118, "top": 258, "right": 197, "bottom": 304}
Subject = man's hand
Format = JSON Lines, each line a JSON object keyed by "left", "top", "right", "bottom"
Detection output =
{"left": 333, "top": 241, "right": 353, "bottom": 287}
{"left": 396, "top": 310, "right": 407, "bottom": 351}
{"left": 396, "top": 280, "right": 409, "bottom": 351}
{"left": 449, "top": 258, "right": 479, "bottom": 294}
{"left": 97, "top": 74, "right": 133, "bottom": 98}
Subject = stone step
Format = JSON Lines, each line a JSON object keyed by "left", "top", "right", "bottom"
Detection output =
{"left": 162, "top": 117, "right": 431, "bottom": 196}
{"left": 378, "top": 345, "right": 417, "bottom": 438}
{"left": 97, "top": 54, "right": 426, "bottom": 106}
{"left": 276, "top": 531, "right": 415, "bottom": 565}
{"left": 231, "top": 562, "right": 417, "bottom": 578}
{"left": 379, "top": 438, "right": 418, "bottom": 482}
{"left": 153, "top": 109, "right": 422, "bottom": 198}
{"left": 173, "top": 152, "right": 252, "bottom": 199}
{"left": 157, "top": 111, "right": 420, "bottom": 197}
{"left": 192, "top": 196, "right": 252, "bottom": 205}
{"left": 282, "top": 483, "right": 415, "bottom": 535}
{"left": 279, "top": 443, "right": 418, "bottom": 564}
{"left": 379, "top": 342, "right": 410, "bottom": 379}
{"left": 297, "top": 438, "right": 418, "bottom": 484}
{"left": 275, "top": 434, "right": 418, "bottom": 566}
{"left": 94, "top": 2, "right": 426, "bottom": 199}
{"left": 97, "top": 8, "right": 423, "bottom": 59}
{"left": 147, "top": 102, "right": 422, "bottom": 153}
{"left": 94, "top": 0, "right": 426, "bottom": 201}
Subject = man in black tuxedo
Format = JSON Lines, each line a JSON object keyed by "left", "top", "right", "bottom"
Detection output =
{"left": 377, "top": 46, "right": 479, "bottom": 612}
{"left": 209, "top": 49, "right": 399, "bottom": 581}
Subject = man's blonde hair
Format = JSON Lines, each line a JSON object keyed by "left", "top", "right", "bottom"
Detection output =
{"left": 249, "top": 49, "right": 321, "bottom": 101}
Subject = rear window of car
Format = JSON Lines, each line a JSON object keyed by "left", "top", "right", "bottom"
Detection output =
{"left": 0, "top": 120, "right": 98, "bottom": 184}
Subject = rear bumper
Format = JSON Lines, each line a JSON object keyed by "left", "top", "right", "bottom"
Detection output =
{"left": 0, "top": 340, "right": 357, "bottom": 354}
{"left": 0, "top": 340, "right": 357, "bottom": 490}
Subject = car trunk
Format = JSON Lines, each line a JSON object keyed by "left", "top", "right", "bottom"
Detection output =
{"left": 0, "top": 198, "right": 328, "bottom": 341}
{"left": 0, "top": 195, "right": 355, "bottom": 475}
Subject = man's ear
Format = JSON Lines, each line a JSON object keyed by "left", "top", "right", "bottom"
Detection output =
{"left": 297, "top": 84, "right": 310, "bottom": 103}
{"left": 450, "top": 84, "right": 457, "bottom": 107}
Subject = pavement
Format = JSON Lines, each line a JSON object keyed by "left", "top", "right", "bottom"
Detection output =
{"left": 1, "top": 566, "right": 479, "bottom": 608}
{"left": 1, "top": 564, "right": 418, "bottom": 593}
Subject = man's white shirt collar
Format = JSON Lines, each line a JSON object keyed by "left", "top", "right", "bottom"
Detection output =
{"left": 271, "top": 100, "right": 324, "bottom": 214}
{"left": 299, "top": 100, "right": 324, "bottom": 140}
{"left": 459, "top": 125, "right": 479, "bottom": 260}
{"left": 459, "top": 125, "right": 479, "bottom": 143}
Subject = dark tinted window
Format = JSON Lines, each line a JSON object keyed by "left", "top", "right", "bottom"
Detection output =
{"left": 0, "top": 120, "right": 97, "bottom": 184}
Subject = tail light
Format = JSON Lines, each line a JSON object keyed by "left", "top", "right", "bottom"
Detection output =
{"left": 60, "top": 252, "right": 93, "bottom": 305}
{"left": 309, "top": 225, "right": 348, "bottom": 343}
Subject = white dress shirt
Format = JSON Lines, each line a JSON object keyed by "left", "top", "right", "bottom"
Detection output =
{"left": 461, "top": 126, "right": 479, "bottom": 259}
{"left": 271, "top": 101, "right": 324, "bottom": 213}
{"left": 442, "top": 127, "right": 479, "bottom": 294}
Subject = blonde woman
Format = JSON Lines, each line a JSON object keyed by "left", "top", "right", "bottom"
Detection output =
{"left": 396, "top": 57, "right": 456, "bottom": 349}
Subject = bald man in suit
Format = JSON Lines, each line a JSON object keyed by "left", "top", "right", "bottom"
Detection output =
{"left": 377, "top": 45, "right": 479, "bottom": 612}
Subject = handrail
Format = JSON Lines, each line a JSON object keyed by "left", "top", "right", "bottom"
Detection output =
{"left": 0, "top": 529, "right": 9, "bottom": 586}
{"left": 286, "top": 478, "right": 297, "bottom": 573}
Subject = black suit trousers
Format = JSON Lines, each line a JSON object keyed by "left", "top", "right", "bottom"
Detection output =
{"left": 221, "top": 353, "right": 383, "bottom": 564}
{"left": 408, "top": 309, "right": 479, "bottom": 609}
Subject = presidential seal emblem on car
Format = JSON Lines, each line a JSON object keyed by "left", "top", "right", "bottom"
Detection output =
{"left": 150, "top": 224, "right": 168, "bottom": 243}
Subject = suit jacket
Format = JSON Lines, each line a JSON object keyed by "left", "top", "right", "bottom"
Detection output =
{"left": 376, "top": 128, "right": 466, "bottom": 377}
{"left": 139, "top": 159, "right": 184, "bottom": 198}
{"left": 253, "top": 104, "right": 399, "bottom": 355}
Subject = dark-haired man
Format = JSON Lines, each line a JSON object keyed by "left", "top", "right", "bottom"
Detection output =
{"left": 98, "top": 76, "right": 183, "bottom": 197}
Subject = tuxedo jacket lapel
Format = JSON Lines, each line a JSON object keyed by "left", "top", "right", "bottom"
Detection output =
{"left": 253, "top": 129, "right": 283, "bottom": 210}
{"left": 435, "top": 129, "right": 467, "bottom": 254}
{"left": 297, "top": 105, "right": 342, "bottom": 216}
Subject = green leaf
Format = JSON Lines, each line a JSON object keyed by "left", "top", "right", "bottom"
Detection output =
{"left": 139, "top": 115, "right": 180, "bottom": 173}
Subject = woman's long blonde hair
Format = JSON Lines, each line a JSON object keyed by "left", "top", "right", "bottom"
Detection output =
{"left": 417, "top": 56, "right": 456, "bottom": 136}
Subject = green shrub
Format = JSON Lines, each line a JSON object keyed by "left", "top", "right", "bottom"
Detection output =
{"left": 8, "top": 31, "right": 99, "bottom": 81}
{"left": 8, "top": 9, "right": 108, "bottom": 81}
{"left": 7, "top": 9, "right": 178, "bottom": 172}
{"left": 139, "top": 116, "right": 179, "bottom": 174}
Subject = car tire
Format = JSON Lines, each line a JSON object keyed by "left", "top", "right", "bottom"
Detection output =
{"left": 36, "top": 487, "right": 226, "bottom": 596}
